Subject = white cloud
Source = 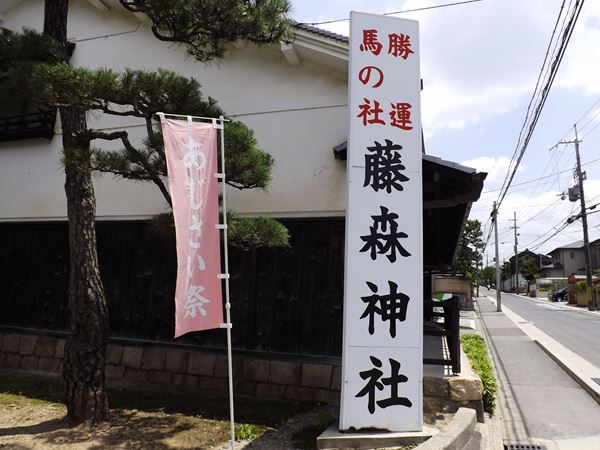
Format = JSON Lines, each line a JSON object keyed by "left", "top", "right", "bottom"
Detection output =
{"left": 312, "top": 0, "right": 600, "bottom": 148}
{"left": 471, "top": 176, "right": 600, "bottom": 262}
{"left": 407, "top": 0, "right": 568, "bottom": 134}
{"left": 423, "top": 82, "right": 529, "bottom": 133}
{"left": 462, "top": 156, "right": 524, "bottom": 185}
{"left": 555, "top": 2, "right": 600, "bottom": 94}
{"left": 319, "top": 18, "right": 349, "bottom": 37}
{"left": 307, "top": 0, "right": 600, "bottom": 137}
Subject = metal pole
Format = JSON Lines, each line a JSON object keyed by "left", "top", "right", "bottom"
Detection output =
{"left": 218, "top": 116, "right": 236, "bottom": 449}
{"left": 494, "top": 202, "right": 502, "bottom": 311}
{"left": 159, "top": 112, "right": 231, "bottom": 122}
{"left": 573, "top": 124, "right": 595, "bottom": 310}
{"left": 514, "top": 211, "right": 519, "bottom": 294}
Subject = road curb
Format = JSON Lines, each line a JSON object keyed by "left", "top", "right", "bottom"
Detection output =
{"left": 535, "top": 339, "right": 600, "bottom": 405}
{"left": 484, "top": 291, "right": 600, "bottom": 406}
{"left": 415, "top": 408, "right": 477, "bottom": 450}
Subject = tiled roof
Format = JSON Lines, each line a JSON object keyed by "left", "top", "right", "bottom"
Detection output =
{"left": 293, "top": 22, "right": 349, "bottom": 44}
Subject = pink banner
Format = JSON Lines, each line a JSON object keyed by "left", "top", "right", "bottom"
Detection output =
{"left": 161, "top": 118, "right": 223, "bottom": 337}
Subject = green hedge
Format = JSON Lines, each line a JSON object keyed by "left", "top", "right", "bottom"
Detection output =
{"left": 460, "top": 333, "right": 498, "bottom": 414}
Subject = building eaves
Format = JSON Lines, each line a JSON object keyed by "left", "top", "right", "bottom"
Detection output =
{"left": 293, "top": 22, "right": 349, "bottom": 44}
{"left": 333, "top": 144, "right": 479, "bottom": 176}
{"left": 422, "top": 154, "right": 476, "bottom": 174}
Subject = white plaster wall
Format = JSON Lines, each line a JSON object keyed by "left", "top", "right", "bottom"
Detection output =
{"left": 0, "top": 0, "right": 348, "bottom": 221}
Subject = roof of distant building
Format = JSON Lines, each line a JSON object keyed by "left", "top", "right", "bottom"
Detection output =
{"left": 508, "top": 248, "right": 551, "bottom": 262}
{"left": 549, "top": 240, "right": 584, "bottom": 253}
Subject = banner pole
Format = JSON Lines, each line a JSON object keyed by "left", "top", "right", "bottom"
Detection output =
{"left": 218, "top": 115, "right": 235, "bottom": 450}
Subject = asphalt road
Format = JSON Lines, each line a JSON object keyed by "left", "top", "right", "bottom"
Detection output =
{"left": 480, "top": 287, "right": 600, "bottom": 369}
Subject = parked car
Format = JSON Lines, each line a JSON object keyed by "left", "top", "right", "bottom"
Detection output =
{"left": 551, "top": 287, "right": 568, "bottom": 302}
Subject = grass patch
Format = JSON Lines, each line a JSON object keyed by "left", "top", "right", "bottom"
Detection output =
{"left": 461, "top": 334, "right": 498, "bottom": 414}
{"left": 235, "top": 423, "right": 269, "bottom": 440}
{"left": 0, "top": 372, "right": 64, "bottom": 405}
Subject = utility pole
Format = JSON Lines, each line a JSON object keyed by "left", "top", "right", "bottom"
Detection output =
{"left": 560, "top": 125, "right": 595, "bottom": 310}
{"left": 509, "top": 212, "right": 519, "bottom": 294}
{"left": 493, "top": 201, "right": 502, "bottom": 311}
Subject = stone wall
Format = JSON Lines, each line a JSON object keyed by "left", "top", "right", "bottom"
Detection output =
{"left": 0, "top": 331, "right": 482, "bottom": 419}
{"left": 0, "top": 332, "right": 340, "bottom": 403}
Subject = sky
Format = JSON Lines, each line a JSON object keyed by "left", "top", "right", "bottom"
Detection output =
{"left": 290, "top": 0, "right": 600, "bottom": 265}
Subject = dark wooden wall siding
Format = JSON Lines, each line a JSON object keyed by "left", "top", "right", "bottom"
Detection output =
{"left": 0, "top": 219, "right": 345, "bottom": 357}
{"left": 1, "top": 224, "right": 70, "bottom": 332}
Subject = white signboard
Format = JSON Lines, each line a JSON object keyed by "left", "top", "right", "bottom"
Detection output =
{"left": 340, "top": 11, "right": 423, "bottom": 432}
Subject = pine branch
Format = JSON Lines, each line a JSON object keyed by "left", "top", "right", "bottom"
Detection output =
{"left": 91, "top": 102, "right": 144, "bottom": 117}
{"left": 88, "top": 129, "right": 172, "bottom": 206}
{"left": 84, "top": 130, "right": 127, "bottom": 141}
{"left": 118, "top": 0, "right": 292, "bottom": 62}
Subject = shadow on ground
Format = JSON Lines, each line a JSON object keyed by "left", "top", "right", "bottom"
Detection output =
{"left": 0, "top": 370, "right": 317, "bottom": 449}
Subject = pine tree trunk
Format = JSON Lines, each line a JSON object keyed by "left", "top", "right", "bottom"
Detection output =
{"left": 61, "top": 107, "right": 110, "bottom": 424}
{"left": 44, "top": 0, "right": 110, "bottom": 424}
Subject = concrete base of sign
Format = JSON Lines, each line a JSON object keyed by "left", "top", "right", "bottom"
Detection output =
{"left": 316, "top": 422, "right": 435, "bottom": 449}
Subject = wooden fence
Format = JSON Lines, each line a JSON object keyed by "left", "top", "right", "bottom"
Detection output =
{"left": 0, "top": 219, "right": 345, "bottom": 357}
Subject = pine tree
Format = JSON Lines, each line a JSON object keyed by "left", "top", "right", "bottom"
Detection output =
{"left": 0, "top": 0, "right": 291, "bottom": 424}
{"left": 88, "top": 69, "right": 289, "bottom": 248}
{"left": 452, "top": 219, "right": 485, "bottom": 281}
{"left": 43, "top": 1, "right": 110, "bottom": 424}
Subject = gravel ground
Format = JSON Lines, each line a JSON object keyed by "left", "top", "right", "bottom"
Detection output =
{"left": 218, "top": 404, "right": 339, "bottom": 450}
{"left": 218, "top": 408, "right": 454, "bottom": 450}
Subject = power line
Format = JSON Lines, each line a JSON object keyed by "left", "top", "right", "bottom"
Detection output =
{"left": 483, "top": 1, "right": 587, "bottom": 253}
{"left": 509, "top": 0, "right": 568, "bottom": 168}
{"left": 300, "top": 0, "right": 485, "bottom": 26}
{"left": 581, "top": 120, "right": 600, "bottom": 140}
{"left": 522, "top": 201, "right": 578, "bottom": 249}
{"left": 472, "top": 201, "right": 564, "bottom": 212}
{"left": 495, "top": 0, "right": 585, "bottom": 211}
{"left": 575, "top": 98, "right": 600, "bottom": 134}
{"left": 519, "top": 197, "right": 564, "bottom": 227}
{"left": 526, "top": 204, "right": 578, "bottom": 250}
{"left": 530, "top": 221, "right": 573, "bottom": 251}
{"left": 495, "top": 0, "right": 569, "bottom": 207}
{"left": 477, "top": 156, "right": 600, "bottom": 195}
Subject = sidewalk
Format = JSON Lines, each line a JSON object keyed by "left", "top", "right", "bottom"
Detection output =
{"left": 477, "top": 296, "right": 600, "bottom": 449}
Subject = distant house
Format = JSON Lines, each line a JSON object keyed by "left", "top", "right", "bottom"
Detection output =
{"left": 591, "top": 238, "right": 600, "bottom": 271}
{"left": 502, "top": 249, "right": 550, "bottom": 292}
{"left": 508, "top": 249, "right": 551, "bottom": 269}
{"left": 539, "top": 240, "right": 600, "bottom": 278}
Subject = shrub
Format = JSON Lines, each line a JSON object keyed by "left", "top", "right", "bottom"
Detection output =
{"left": 234, "top": 423, "right": 265, "bottom": 441}
{"left": 460, "top": 333, "right": 498, "bottom": 414}
{"left": 576, "top": 280, "right": 588, "bottom": 292}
